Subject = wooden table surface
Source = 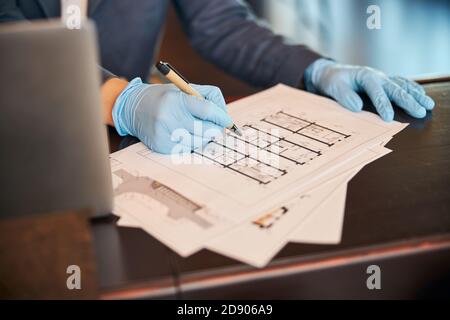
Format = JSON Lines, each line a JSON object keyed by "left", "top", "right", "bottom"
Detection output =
{"left": 94, "top": 79, "right": 450, "bottom": 299}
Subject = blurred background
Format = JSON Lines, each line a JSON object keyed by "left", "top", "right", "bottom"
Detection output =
{"left": 158, "top": 0, "right": 450, "bottom": 96}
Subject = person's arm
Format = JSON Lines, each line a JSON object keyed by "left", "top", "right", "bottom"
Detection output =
{"left": 1, "top": 1, "right": 118, "bottom": 85}
{"left": 1, "top": 1, "right": 131, "bottom": 126}
{"left": 174, "top": 0, "right": 435, "bottom": 122}
{"left": 0, "top": 0, "right": 27, "bottom": 22}
{"left": 173, "top": 0, "right": 322, "bottom": 89}
{"left": 101, "top": 78, "right": 128, "bottom": 126}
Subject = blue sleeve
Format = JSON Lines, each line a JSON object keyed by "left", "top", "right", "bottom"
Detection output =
{"left": 0, "top": 0, "right": 27, "bottom": 22}
{"left": 0, "top": 1, "right": 116, "bottom": 84}
{"left": 173, "top": 0, "right": 322, "bottom": 89}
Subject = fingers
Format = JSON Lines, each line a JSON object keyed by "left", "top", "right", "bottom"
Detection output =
{"left": 191, "top": 84, "right": 227, "bottom": 111}
{"left": 390, "top": 76, "right": 435, "bottom": 110}
{"left": 150, "top": 140, "right": 191, "bottom": 155}
{"left": 181, "top": 115, "right": 225, "bottom": 141}
{"left": 391, "top": 76, "right": 426, "bottom": 94}
{"left": 330, "top": 82, "right": 364, "bottom": 112}
{"left": 359, "top": 78, "right": 395, "bottom": 122}
{"left": 173, "top": 130, "right": 211, "bottom": 152}
{"left": 150, "top": 130, "right": 211, "bottom": 154}
{"left": 183, "top": 94, "right": 233, "bottom": 128}
{"left": 383, "top": 81, "right": 427, "bottom": 119}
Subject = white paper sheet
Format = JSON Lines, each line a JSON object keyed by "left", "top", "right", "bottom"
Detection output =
{"left": 116, "top": 145, "right": 391, "bottom": 265}
{"left": 204, "top": 146, "right": 391, "bottom": 267}
{"left": 111, "top": 84, "right": 407, "bottom": 261}
{"left": 289, "top": 181, "right": 349, "bottom": 245}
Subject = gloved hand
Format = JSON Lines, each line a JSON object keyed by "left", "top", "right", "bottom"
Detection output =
{"left": 304, "top": 59, "right": 435, "bottom": 122}
{"left": 112, "top": 78, "right": 232, "bottom": 154}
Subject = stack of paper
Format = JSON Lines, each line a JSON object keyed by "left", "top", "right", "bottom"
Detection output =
{"left": 111, "top": 85, "right": 407, "bottom": 268}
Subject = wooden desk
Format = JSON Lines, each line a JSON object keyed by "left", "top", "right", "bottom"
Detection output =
{"left": 0, "top": 210, "right": 98, "bottom": 299}
{"left": 94, "top": 79, "right": 450, "bottom": 299}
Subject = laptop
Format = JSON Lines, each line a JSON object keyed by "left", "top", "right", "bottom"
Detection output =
{"left": 0, "top": 20, "right": 113, "bottom": 218}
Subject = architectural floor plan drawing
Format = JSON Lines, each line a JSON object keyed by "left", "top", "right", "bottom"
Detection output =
{"left": 110, "top": 158, "right": 230, "bottom": 257}
{"left": 193, "top": 110, "right": 352, "bottom": 185}
{"left": 110, "top": 84, "right": 407, "bottom": 258}
{"left": 114, "top": 84, "right": 404, "bottom": 212}
{"left": 113, "top": 169, "right": 212, "bottom": 229}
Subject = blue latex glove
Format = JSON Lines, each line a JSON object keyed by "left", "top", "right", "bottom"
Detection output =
{"left": 304, "top": 59, "right": 435, "bottom": 122}
{"left": 112, "top": 78, "right": 232, "bottom": 154}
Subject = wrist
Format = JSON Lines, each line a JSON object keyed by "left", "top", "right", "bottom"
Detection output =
{"left": 112, "top": 77, "right": 146, "bottom": 137}
{"left": 101, "top": 77, "right": 128, "bottom": 126}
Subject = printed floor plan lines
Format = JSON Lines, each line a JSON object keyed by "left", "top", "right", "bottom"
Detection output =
{"left": 194, "top": 140, "right": 287, "bottom": 185}
{"left": 244, "top": 124, "right": 321, "bottom": 159}
{"left": 193, "top": 110, "right": 353, "bottom": 185}
{"left": 262, "top": 111, "right": 351, "bottom": 147}
{"left": 114, "top": 169, "right": 213, "bottom": 229}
